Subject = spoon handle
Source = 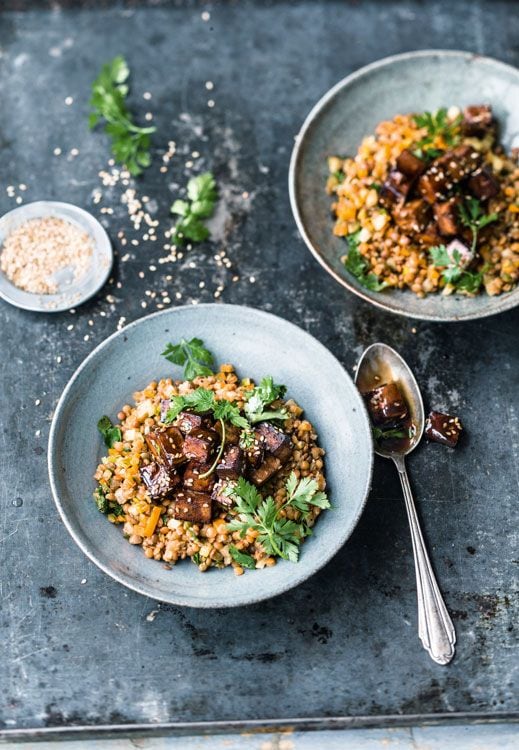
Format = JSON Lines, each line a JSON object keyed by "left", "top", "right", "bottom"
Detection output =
{"left": 393, "top": 456, "right": 456, "bottom": 665}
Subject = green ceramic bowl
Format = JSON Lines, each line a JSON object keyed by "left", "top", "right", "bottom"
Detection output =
{"left": 289, "top": 50, "right": 519, "bottom": 322}
{"left": 48, "top": 305, "right": 373, "bottom": 607}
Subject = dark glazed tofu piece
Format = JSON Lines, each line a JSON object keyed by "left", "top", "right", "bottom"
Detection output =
{"left": 396, "top": 149, "right": 426, "bottom": 180}
{"left": 442, "top": 145, "right": 480, "bottom": 182}
{"left": 250, "top": 454, "right": 282, "bottom": 486}
{"left": 416, "top": 222, "right": 443, "bottom": 248}
{"left": 215, "top": 420, "right": 241, "bottom": 445}
{"left": 172, "top": 490, "right": 212, "bottom": 523}
{"left": 392, "top": 199, "right": 430, "bottom": 235}
{"left": 176, "top": 411, "right": 206, "bottom": 435}
{"left": 140, "top": 462, "right": 180, "bottom": 500}
{"left": 418, "top": 168, "right": 450, "bottom": 204}
{"left": 462, "top": 105, "right": 494, "bottom": 136}
{"left": 365, "top": 383, "right": 408, "bottom": 426}
{"left": 434, "top": 198, "right": 461, "bottom": 237}
{"left": 255, "top": 422, "right": 292, "bottom": 463}
{"left": 216, "top": 445, "right": 244, "bottom": 480}
{"left": 379, "top": 169, "right": 412, "bottom": 208}
{"left": 468, "top": 167, "right": 500, "bottom": 201}
{"left": 244, "top": 433, "right": 266, "bottom": 469}
{"left": 183, "top": 428, "right": 219, "bottom": 463}
{"left": 145, "top": 426, "right": 185, "bottom": 468}
{"left": 183, "top": 461, "right": 216, "bottom": 492}
{"left": 425, "top": 411, "right": 463, "bottom": 448}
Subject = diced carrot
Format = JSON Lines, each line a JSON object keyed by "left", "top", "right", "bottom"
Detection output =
{"left": 508, "top": 205, "right": 519, "bottom": 213}
{"left": 143, "top": 506, "right": 162, "bottom": 537}
{"left": 213, "top": 518, "right": 227, "bottom": 532}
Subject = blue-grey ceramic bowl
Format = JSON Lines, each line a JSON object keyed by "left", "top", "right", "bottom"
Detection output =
{"left": 289, "top": 50, "right": 519, "bottom": 322}
{"left": 48, "top": 304, "right": 373, "bottom": 607}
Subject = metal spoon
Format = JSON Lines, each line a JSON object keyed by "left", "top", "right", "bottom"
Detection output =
{"left": 356, "top": 343, "right": 456, "bottom": 665}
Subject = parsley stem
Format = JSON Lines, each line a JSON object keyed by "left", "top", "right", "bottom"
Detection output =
{"left": 199, "top": 419, "right": 226, "bottom": 479}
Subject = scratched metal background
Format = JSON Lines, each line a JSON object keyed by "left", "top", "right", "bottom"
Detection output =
{"left": 0, "top": 0, "right": 518, "bottom": 740}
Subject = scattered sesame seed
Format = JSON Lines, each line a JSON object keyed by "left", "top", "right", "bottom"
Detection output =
{"left": 35, "top": 399, "right": 41, "bottom": 406}
{"left": 143, "top": 92, "right": 152, "bottom": 100}
{"left": 145, "top": 112, "right": 153, "bottom": 121}
{"left": 232, "top": 275, "right": 240, "bottom": 282}
{"left": 191, "top": 151, "right": 200, "bottom": 158}
{"left": 138, "top": 271, "right": 145, "bottom": 279}
{"left": 207, "top": 99, "right": 215, "bottom": 108}
{"left": 19, "top": 184, "right": 27, "bottom": 191}
{"left": 15, "top": 196, "right": 22, "bottom": 204}
{"left": 70, "top": 147, "right": 79, "bottom": 157}
{"left": 84, "top": 335, "right": 90, "bottom": 341}
{"left": 163, "top": 296, "right": 171, "bottom": 304}
{"left": 149, "top": 265, "right": 157, "bottom": 271}
{"left": 56, "top": 355, "right": 62, "bottom": 363}
{"left": 411, "top": 327, "right": 417, "bottom": 334}
{"left": 249, "top": 276, "right": 256, "bottom": 283}
{"left": 199, "top": 281, "right": 205, "bottom": 288}
{"left": 141, "top": 301, "right": 147, "bottom": 308}
{"left": 205, "top": 81, "right": 214, "bottom": 90}
{"left": 35, "top": 429, "right": 41, "bottom": 437}
{"left": 65, "top": 96, "right": 74, "bottom": 105}
{"left": 185, "top": 160, "right": 194, "bottom": 169}
{"left": 67, "top": 324, "right": 74, "bottom": 331}
{"left": 53, "top": 147, "right": 62, "bottom": 156}
{"left": 201, "top": 10, "right": 210, "bottom": 20}
{"left": 175, "top": 292, "right": 182, "bottom": 300}
{"left": 80, "top": 578, "right": 87, "bottom": 585}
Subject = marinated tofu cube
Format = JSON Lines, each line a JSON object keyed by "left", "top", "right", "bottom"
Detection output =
{"left": 215, "top": 419, "right": 241, "bottom": 445}
{"left": 416, "top": 221, "right": 443, "bottom": 248}
{"left": 441, "top": 145, "right": 480, "bottom": 182}
{"left": 183, "top": 461, "right": 216, "bottom": 492}
{"left": 418, "top": 168, "right": 450, "bottom": 204}
{"left": 249, "top": 454, "right": 283, "bottom": 486}
{"left": 160, "top": 399, "right": 171, "bottom": 423}
{"left": 211, "top": 479, "right": 237, "bottom": 508}
{"left": 468, "top": 167, "right": 500, "bottom": 201}
{"left": 461, "top": 105, "right": 494, "bottom": 136}
{"left": 145, "top": 426, "right": 186, "bottom": 468}
{"left": 392, "top": 199, "right": 430, "bottom": 235}
{"left": 244, "top": 433, "right": 266, "bottom": 469}
{"left": 434, "top": 198, "right": 461, "bottom": 236}
{"left": 140, "top": 462, "right": 180, "bottom": 500}
{"left": 396, "top": 149, "right": 426, "bottom": 180}
{"left": 216, "top": 445, "right": 244, "bottom": 480}
{"left": 425, "top": 410, "right": 462, "bottom": 448}
{"left": 255, "top": 422, "right": 292, "bottom": 463}
{"left": 183, "top": 428, "right": 219, "bottom": 463}
{"left": 176, "top": 411, "right": 206, "bottom": 435}
{"left": 172, "top": 490, "right": 212, "bottom": 523}
{"left": 365, "top": 383, "right": 408, "bottom": 426}
{"left": 379, "top": 169, "right": 412, "bottom": 207}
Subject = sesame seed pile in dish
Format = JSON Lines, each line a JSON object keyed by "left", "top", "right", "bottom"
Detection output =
{"left": 0, "top": 216, "right": 93, "bottom": 294}
{"left": 326, "top": 105, "right": 519, "bottom": 297}
{"left": 93, "top": 341, "right": 328, "bottom": 575}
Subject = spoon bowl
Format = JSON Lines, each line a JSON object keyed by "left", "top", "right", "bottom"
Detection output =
{"left": 355, "top": 343, "right": 425, "bottom": 458}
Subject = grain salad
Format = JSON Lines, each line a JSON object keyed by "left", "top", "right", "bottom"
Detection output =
{"left": 327, "top": 105, "right": 519, "bottom": 297}
{"left": 93, "top": 338, "right": 328, "bottom": 575}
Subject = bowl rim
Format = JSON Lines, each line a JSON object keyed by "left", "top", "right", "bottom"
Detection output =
{"left": 0, "top": 200, "right": 113, "bottom": 313}
{"left": 288, "top": 49, "right": 519, "bottom": 323}
{"left": 48, "top": 303, "right": 374, "bottom": 607}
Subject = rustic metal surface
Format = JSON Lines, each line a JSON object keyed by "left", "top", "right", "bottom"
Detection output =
{"left": 0, "top": 0, "right": 518, "bottom": 736}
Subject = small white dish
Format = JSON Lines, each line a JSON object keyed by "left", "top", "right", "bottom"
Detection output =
{"left": 0, "top": 200, "right": 113, "bottom": 313}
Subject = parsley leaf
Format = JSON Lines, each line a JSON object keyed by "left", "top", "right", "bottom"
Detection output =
{"left": 163, "top": 387, "right": 248, "bottom": 429}
{"left": 171, "top": 172, "right": 218, "bottom": 245}
{"left": 89, "top": 55, "right": 155, "bottom": 176}
{"left": 458, "top": 197, "right": 498, "bottom": 252}
{"left": 429, "top": 244, "right": 483, "bottom": 294}
{"left": 97, "top": 415, "right": 122, "bottom": 447}
{"left": 226, "top": 473, "right": 330, "bottom": 563}
{"left": 244, "top": 376, "right": 288, "bottom": 424}
{"left": 372, "top": 426, "right": 409, "bottom": 441}
{"left": 93, "top": 486, "right": 124, "bottom": 517}
{"left": 162, "top": 337, "right": 214, "bottom": 380}
{"left": 343, "top": 230, "right": 388, "bottom": 292}
{"left": 229, "top": 546, "right": 257, "bottom": 569}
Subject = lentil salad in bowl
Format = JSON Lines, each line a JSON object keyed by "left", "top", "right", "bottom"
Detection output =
{"left": 289, "top": 50, "right": 519, "bottom": 321}
{"left": 48, "top": 304, "right": 373, "bottom": 606}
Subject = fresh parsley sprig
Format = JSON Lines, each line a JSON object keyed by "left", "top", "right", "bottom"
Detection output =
{"left": 226, "top": 474, "right": 330, "bottom": 563}
{"left": 229, "top": 546, "right": 257, "bottom": 569}
{"left": 97, "top": 415, "right": 122, "bottom": 447}
{"left": 412, "top": 107, "right": 461, "bottom": 157}
{"left": 429, "top": 244, "right": 483, "bottom": 294}
{"left": 372, "top": 426, "right": 409, "bottom": 441}
{"left": 89, "top": 55, "right": 155, "bottom": 176}
{"left": 171, "top": 172, "right": 218, "bottom": 244}
{"left": 343, "top": 230, "right": 388, "bottom": 292}
{"left": 244, "top": 376, "right": 288, "bottom": 424}
{"left": 458, "top": 197, "right": 498, "bottom": 252}
{"left": 162, "top": 337, "right": 214, "bottom": 379}
{"left": 93, "top": 485, "right": 124, "bottom": 516}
